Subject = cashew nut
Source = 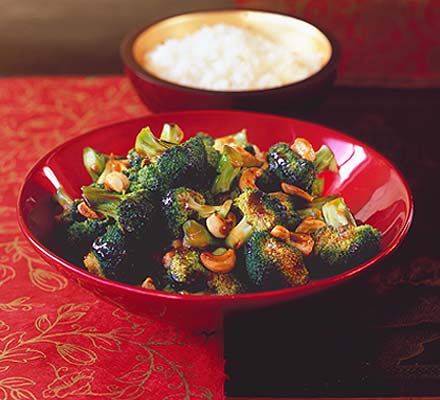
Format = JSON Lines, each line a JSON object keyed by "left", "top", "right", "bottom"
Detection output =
{"left": 295, "top": 216, "right": 326, "bottom": 234}
{"left": 77, "top": 201, "right": 100, "bottom": 219}
{"left": 141, "top": 277, "right": 156, "bottom": 290}
{"left": 97, "top": 154, "right": 129, "bottom": 184}
{"left": 206, "top": 212, "right": 236, "bottom": 239}
{"left": 291, "top": 138, "right": 316, "bottom": 161}
{"left": 281, "top": 182, "right": 314, "bottom": 202}
{"left": 270, "top": 225, "right": 314, "bottom": 256}
{"left": 239, "top": 167, "right": 263, "bottom": 191}
{"left": 200, "top": 249, "right": 236, "bottom": 273}
{"left": 162, "top": 249, "right": 176, "bottom": 269}
{"left": 104, "top": 171, "right": 130, "bottom": 193}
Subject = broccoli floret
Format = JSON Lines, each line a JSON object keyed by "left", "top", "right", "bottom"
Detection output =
{"left": 53, "top": 187, "right": 85, "bottom": 226}
{"left": 225, "top": 189, "right": 287, "bottom": 248}
{"left": 313, "top": 197, "right": 381, "bottom": 270}
{"left": 166, "top": 249, "right": 209, "bottom": 292}
{"left": 234, "top": 189, "right": 286, "bottom": 231}
{"left": 127, "top": 164, "right": 162, "bottom": 195}
{"left": 267, "top": 142, "right": 315, "bottom": 192}
{"left": 245, "top": 231, "right": 309, "bottom": 291}
{"left": 135, "top": 126, "right": 175, "bottom": 162}
{"left": 212, "top": 145, "right": 243, "bottom": 194}
{"left": 162, "top": 187, "right": 231, "bottom": 238}
{"left": 84, "top": 225, "right": 128, "bottom": 281}
{"left": 207, "top": 272, "right": 244, "bottom": 295}
{"left": 82, "top": 186, "right": 156, "bottom": 240}
{"left": 66, "top": 217, "right": 112, "bottom": 255}
{"left": 127, "top": 148, "right": 143, "bottom": 169}
{"left": 83, "top": 147, "right": 109, "bottom": 182}
{"left": 268, "top": 192, "right": 301, "bottom": 231}
{"left": 157, "top": 135, "right": 209, "bottom": 190}
{"left": 196, "top": 133, "right": 220, "bottom": 170}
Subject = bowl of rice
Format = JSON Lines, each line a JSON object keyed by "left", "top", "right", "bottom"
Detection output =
{"left": 121, "top": 9, "right": 339, "bottom": 113}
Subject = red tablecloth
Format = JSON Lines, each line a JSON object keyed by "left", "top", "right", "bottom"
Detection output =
{"left": 0, "top": 77, "right": 224, "bottom": 400}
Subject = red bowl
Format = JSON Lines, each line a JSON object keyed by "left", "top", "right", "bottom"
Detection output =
{"left": 17, "top": 110, "right": 413, "bottom": 331}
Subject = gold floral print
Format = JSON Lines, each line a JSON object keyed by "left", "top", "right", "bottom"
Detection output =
{"left": 0, "top": 303, "right": 214, "bottom": 399}
{"left": 0, "top": 377, "right": 37, "bottom": 400}
{"left": 0, "top": 77, "right": 220, "bottom": 399}
{"left": 0, "top": 239, "right": 67, "bottom": 292}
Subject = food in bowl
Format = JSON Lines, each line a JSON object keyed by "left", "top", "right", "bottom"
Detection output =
{"left": 145, "top": 23, "right": 325, "bottom": 91}
{"left": 52, "top": 123, "right": 381, "bottom": 296}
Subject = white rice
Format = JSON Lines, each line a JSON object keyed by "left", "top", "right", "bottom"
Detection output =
{"left": 144, "top": 23, "right": 323, "bottom": 91}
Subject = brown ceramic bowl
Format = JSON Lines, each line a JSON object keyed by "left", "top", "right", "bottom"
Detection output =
{"left": 120, "top": 9, "right": 340, "bottom": 113}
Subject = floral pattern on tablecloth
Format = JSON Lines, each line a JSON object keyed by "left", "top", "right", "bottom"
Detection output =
{"left": 0, "top": 77, "right": 224, "bottom": 400}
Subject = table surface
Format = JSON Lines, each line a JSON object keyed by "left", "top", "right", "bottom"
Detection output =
{"left": 225, "top": 86, "right": 440, "bottom": 398}
{"left": 1, "top": 76, "right": 439, "bottom": 399}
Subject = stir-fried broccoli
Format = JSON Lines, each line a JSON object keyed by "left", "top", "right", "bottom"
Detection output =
{"left": 225, "top": 189, "right": 287, "bottom": 248}
{"left": 82, "top": 186, "right": 156, "bottom": 240}
{"left": 196, "top": 133, "right": 221, "bottom": 170}
{"left": 83, "top": 147, "right": 109, "bottom": 182}
{"left": 55, "top": 123, "right": 381, "bottom": 296}
{"left": 160, "top": 123, "right": 184, "bottom": 144}
{"left": 157, "top": 135, "right": 209, "bottom": 190}
{"left": 66, "top": 217, "right": 112, "bottom": 255}
{"left": 182, "top": 220, "right": 219, "bottom": 248}
{"left": 207, "top": 272, "right": 244, "bottom": 295}
{"left": 135, "top": 126, "right": 175, "bottom": 161}
{"left": 162, "top": 187, "right": 231, "bottom": 238}
{"left": 127, "top": 148, "right": 143, "bottom": 169}
{"left": 268, "top": 192, "right": 302, "bottom": 231}
{"left": 126, "top": 164, "right": 162, "bottom": 195}
{"left": 84, "top": 226, "right": 128, "bottom": 281}
{"left": 166, "top": 249, "right": 209, "bottom": 292}
{"left": 313, "top": 197, "right": 381, "bottom": 271}
{"left": 53, "top": 188, "right": 85, "bottom": 226}
{"left": 267, "top": 142, "right": 315, "bottom": 192}
{"left": 212, "top": 145, "right": 243, "bottom": 194}
{"left": 245, "top": 231, "right": 309, "bottom": 291}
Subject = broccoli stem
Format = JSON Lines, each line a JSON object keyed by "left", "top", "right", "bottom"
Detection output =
{"left": 211, "top": 145, "right": 243, "bottom": 194}
{"left": 322, "top": 197, "right": 357, "bottom": 229}
{"left": 182, "top": 220, "right": 219, "bottom": 248}
{"left": 213, "top": 129, "right": 248, "bottom": 152}
{"left": 53, "top": 187, "right": 73, "bottom": 211}
{"left": 82, "top": 186, "right": 120, "bottom": 219}
{"left": 83, "top": 147, "right": 108, "bottom": 181}
{"left": 225, "top": 216, "right": 254, "bottom": 249}
{"left": 160, "top": 123, "right": 184, "bottom": 144}
{"left": 314, "top": 145, "right": 338, "bottom": 174}
{"left": 135, "top": 127, "right": 174, "bottom": 160}
{"left": 186, "top": 197, "right": 232, "bottom": 218}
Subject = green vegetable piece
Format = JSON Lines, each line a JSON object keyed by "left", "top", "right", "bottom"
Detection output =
{"left": 313, "top": 197, "right": 382, "bottom": 269}
{"left": 135, "top": 126, "right": 174, "bottom": 161}
{"left": 212, "top": 145, "right": 243, "bottom": 194}
{"left": 245, "top": 231, "right": 309, "bottom": 291}
{"left": 267, "top": 142, "right": 315, "bottom": 192}
{"left": 160, "top": 123, "right": 184, "bottom": 144}
{"left": 182, "top": 220, "right": 219, "bottom": 248}
{"left": 314, "top": 144, "right": 338, "bottom": 174}
{"left": 83, "top": 147, "right": 108, "bottom": 181}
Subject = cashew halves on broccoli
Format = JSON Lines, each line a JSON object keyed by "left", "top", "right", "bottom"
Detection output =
{"left": 200, "top": 249, "right": 236, "bottom": 273}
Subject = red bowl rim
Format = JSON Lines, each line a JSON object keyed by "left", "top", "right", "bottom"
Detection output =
{"left": 120, "top": 8, "right": 341, "bottom": 96}
{"left": 17, "top": 110, "right": 414, "bottom": 305}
